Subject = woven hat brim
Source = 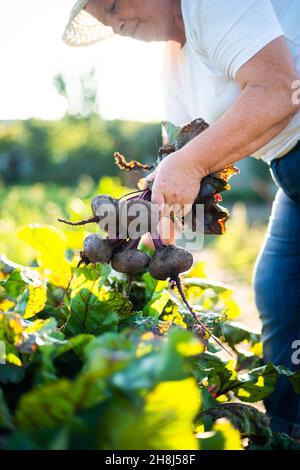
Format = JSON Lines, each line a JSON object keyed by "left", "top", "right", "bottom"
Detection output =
{"left": 63, "top": 6, "right": 114, "bottom": 47}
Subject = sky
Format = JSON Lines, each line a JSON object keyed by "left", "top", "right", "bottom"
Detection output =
{"left": 0, "top": 0, "right": 166, "bottom": 122}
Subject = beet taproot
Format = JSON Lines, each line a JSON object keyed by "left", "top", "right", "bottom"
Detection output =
{"left": 149, "top": 245, "right": 193, "bottom": 280}
{"left": 91, "top": 194, "right": 119, "bottom": 237}
{"left": 111, "top": 248, "right": 150, "bottom": 274}
{"left": 83, "top": 234, "right": 112, "bottom": 264}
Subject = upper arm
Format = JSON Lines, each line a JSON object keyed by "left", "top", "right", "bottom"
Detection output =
{"left": 236, "top": 36, "right": 298, "bottom": 91}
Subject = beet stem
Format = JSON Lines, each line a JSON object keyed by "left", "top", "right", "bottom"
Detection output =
{"left": 141, "top": 189, "right": 152, "bottom": 201}
{"left": 151, "top": 229, "right": 165, "bottom": 250}
{"left": 56, "top": 257, "right": 86, "bottom": 310}
{"left": 127, "top": 273, "right": 134, "bottom": 294}
{"left": 110, "top": 238, "right": 128, "bottom": 252}
{"left": 127, "top": 238, "right": 141, "bottom": 250}
{"left": 174, "top": 276, "right": 233, "bottom": 357}
{"left": 118, "top": 190, "right": 144, "bottom": 201}
{"left": 58, "top": 217, "right": 98, "bottom": 227}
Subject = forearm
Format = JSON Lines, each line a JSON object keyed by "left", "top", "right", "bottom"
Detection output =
{"left": 182, "top": 84, "right": 297, "bottom": 177}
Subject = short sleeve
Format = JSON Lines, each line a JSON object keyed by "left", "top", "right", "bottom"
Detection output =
{"left": 161, "top": 42, "right": 190, "bottom": 127}
{"left": 195, "top": 0, "right": 284, "bottom": 79}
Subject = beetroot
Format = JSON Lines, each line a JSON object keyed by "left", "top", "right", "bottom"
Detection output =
{"left": 111, "top": 248, "right": 150, "bottom": 274}
{"left": 91, "top": 194, "right": 119, "bottom": 237}
{"left": 83, "top": 234, "right": 112, "bottom": 264}
{"left": 149, "top": 245, "right": 193, "bottom": 281}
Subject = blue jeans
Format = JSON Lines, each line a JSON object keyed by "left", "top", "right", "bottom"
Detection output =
{"left": 253, "top": 142, "right": 300, "bottom": 439}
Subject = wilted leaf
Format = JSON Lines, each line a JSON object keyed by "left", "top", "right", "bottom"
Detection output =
{"left": 200, "top": 403, "right": 272, "bottom": 446}
{"left": 114, "top": 152, "right": 154, "bottom": 172}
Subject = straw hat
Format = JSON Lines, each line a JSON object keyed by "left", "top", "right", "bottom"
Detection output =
{"left": 63, "top": 0, "right": 114, "bottom": 47}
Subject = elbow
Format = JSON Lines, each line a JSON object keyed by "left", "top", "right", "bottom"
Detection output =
{"left": 276, "top": 77, "right": 300, "bottom": 121}
{"left": 246, "top": 76, "right": 300, "bottom": 124}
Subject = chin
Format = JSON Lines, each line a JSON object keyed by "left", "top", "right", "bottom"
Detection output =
{"left": 134, "top": 25, "right": 160, "bottom": 42}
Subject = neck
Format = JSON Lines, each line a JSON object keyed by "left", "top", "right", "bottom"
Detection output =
{"left": 169, "top": 0, "right": 186, "bottom": 45}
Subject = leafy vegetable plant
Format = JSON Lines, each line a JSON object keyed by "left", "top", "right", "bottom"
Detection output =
{"left": 0, "top": 119, "right": 299, "bottom": 451}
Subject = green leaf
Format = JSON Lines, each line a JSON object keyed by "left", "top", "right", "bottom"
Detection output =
{"left": 214, "top": 321, "right": 261, "bottom": 349}
{"left": 1, "top": 270, "right": 26, "bottom": 298}
{"left": 17, "top": 225, "right": 71, "bottom": 288}
{"left": 0, "top": 388, "right": 14, "bottom": 430}
{"left": 16, "top": 379, "right": 76, "bottom": 430}
{"left": 236, "top": 350, "right": 262, "bottom": 372}
{"left": 197, "top": 418, "right": 243, "bottom": 450}
{"left": 191, "top": 352, "right": 234, "bottom": 390}
{"left": 74, "top": 263, "right": 111, "bottom": 288}
{"left": 15, "top": 284, "right": 47, "bottom": 319}
{"left": 184, "top": 278, "right": 233, "bottom": 295}
{"left": 100, "top": 378, "right": 200, "bottom": 450}
{"left": 66, "top": 288, "right": 121, "bottom": 336}
{"left": 0, "top": 364, "right": 26, "bottom": 384}
{"left": 84, "top": 332, "right": 136, "bottom": 380}
{"left": 53, "top": 334, "right": 94, "bottom": 360}
{"left": 143, "top": 291, "right": 170, "bottom": 319}
{"left": 35, "top": 334, "right": 94, "bottom": 383}
{"left": 0, "top": 255, "right": 18, "bottom": 275}
{"left": 162, "top": 121, "right": 181, "bottom": 145}
{"left": 156, "top": 328, "right": 204, "bottom": 383}
{"left": 15, "top": 374, "right": 106, "bottom": 431}
{"left": 218, "top": 363, "right": 300, "bottom": 403}
{"left": 193, "top": 352, "right": 300, "bottom": 403}
{"left": 249, "top": 432, "right": 300, "bottom": 450}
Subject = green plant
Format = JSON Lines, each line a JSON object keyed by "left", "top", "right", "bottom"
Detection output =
{"left": 0, "top": 226, "right": 299, "bottom": 450}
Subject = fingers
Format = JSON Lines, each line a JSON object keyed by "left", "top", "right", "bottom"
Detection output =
{"left": 145, "top": 169, "right": 157, "bottom": 183}
{"left": 138, "top": 169, "right": 157, "bottom": 190}
{"left": 159, "top": 216, "right": 176, "bottom": 245}
{"left": 182, "top": 203, "right": 193, "bottom": 217}
{"left": 151, "top": 178, "right": 165, "bottom": 210}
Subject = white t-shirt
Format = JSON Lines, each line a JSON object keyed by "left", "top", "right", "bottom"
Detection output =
{"left": 162, "top": 0, "right": 300, "bottom": 163}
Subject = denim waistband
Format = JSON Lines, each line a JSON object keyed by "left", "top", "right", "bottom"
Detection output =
{"left": 269, "top": 141, "right": 300, "bottom": 203}
{"left": 268, "top": 140, "right": 300, "bottom": 167}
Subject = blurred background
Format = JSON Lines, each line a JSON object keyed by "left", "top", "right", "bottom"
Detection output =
{"left": 0, "top": 0, "right": 278, "bottom": 332}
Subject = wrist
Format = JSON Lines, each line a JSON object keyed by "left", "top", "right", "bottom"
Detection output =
{"left": 177, "top": 145, "right": 209, "bottom": 180}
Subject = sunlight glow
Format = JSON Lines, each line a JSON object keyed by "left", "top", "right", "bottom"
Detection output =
{"left": 0, "top": 0, "right": 166, "bottom": 122}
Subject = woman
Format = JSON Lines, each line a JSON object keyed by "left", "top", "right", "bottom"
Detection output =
{"left": 63, "top": 0, "right": 300, "bottom": 439}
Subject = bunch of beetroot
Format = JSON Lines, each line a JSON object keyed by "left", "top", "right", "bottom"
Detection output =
{"left": 58, "top": 118, "right": 238, "bottom": 352}
{"left": 59, "top": 192, "right": 193, "bottom": 282}
{"left": 59, "top": 195, "right": 229, "bottom": 351}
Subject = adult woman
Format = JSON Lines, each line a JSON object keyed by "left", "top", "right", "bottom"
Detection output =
{"left": 64, "top": 0, "right": 300, "bottom": 439}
